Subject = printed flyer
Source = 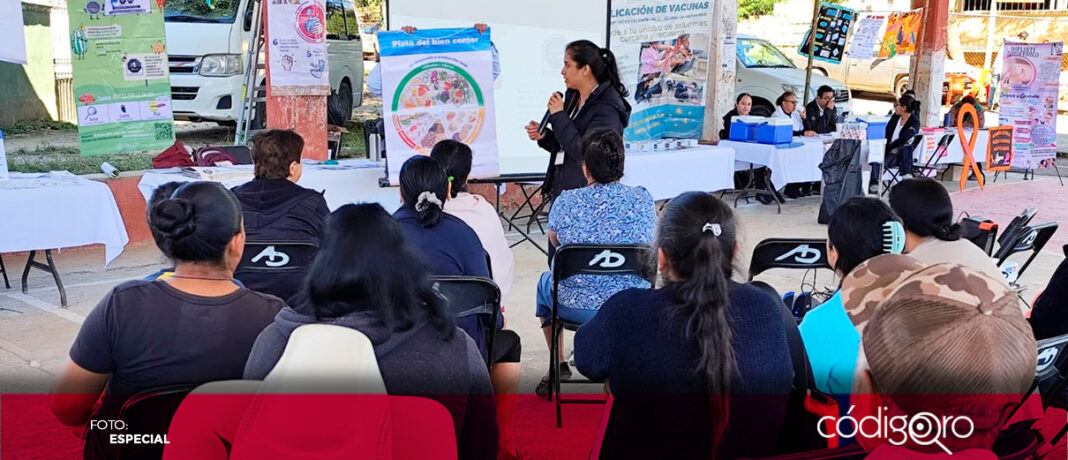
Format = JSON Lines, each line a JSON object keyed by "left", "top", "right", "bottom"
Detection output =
{"left": 997, "top": 41, "right": 1062, "bottom": 169}
{"left": 797, "top": 3, "right": 856, "bottom": 64}
{"left": 379, "top": 27, "right": 499, "bottom": 184}
{"left": 67, "top": 0, "right": 175, "bottom": 156}
{"left": 611, "top": 0, "right": 713, "bottom": 140}
{"left": 266, "top": 0, "right": 330, "bottom": 95}
{"left": 847, "top": 14, "right": 886, "bottom": 60}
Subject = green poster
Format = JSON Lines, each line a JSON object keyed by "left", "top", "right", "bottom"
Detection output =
{"left": 68, "top": 0, "right": 175, "bottom": 156}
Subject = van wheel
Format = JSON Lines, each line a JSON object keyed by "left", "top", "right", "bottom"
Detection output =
{"left": 751, "top": 103, "right": 774, "bottom": 117}
{"left": 895, "top": 75, "right": 909, "bottom": 97}
{"left": 328, "top": 81, "right": 353, "bottom": 126}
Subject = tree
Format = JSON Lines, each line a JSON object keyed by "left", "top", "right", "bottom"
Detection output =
{"left": 738, "top": 0, "right": 780, "bottom": 19}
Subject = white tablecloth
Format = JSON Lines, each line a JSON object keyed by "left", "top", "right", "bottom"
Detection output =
{"left": 621, "top": 146, "right": 736, "bottom": 201}
{"left": 721, "top": 138, "right": 825, "bottom": 188}
{"left": 918, "top": 129, "right": 988, "bottom": 165}
{"left": 138, "top": 159, "right": 403, "bottom": 212}
{"left": 0, "top": 172, "right": 129, "bottom": 265}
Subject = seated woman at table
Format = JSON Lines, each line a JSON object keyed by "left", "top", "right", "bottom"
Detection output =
{"left": 869, "top": 94, "right": 921, "bottom": 194}
{"left": 243, "top": 203, "right": 499, "bottom": 460}
{"left": 721, "top": 94, "right": 778, "bottom": 205}
{"left": 533, "top": 129, "right": 657, "bottom": 397}
{"left": 947, "top": 94, "right": 985, "bottom": 129}
{"left": 574, "top": 191, "right": 795, "bottom": 458}
{"left": 430, "top": 139, "right": 515, "bottom": 305}
{"left": 49, "top": 182, "right": 283, "bottom": 460}
{"left": 392, "top": 155, "right": 525, "bottom": 460}
{"left": 230, "top": 129, "right": 329, "bottom": 303}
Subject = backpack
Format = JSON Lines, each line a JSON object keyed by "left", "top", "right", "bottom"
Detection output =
{"left": 193, "top": 145, "right": 238, "bottom": 167}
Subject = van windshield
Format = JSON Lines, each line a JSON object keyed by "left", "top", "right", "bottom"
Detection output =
{"left": 165, "top": 0, "right": 240, "bottom": 23}
{"left": 737, "top": 39, "right": 796, "bottom": 69}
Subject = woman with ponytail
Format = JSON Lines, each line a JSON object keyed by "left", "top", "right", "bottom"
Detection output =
{"left": 870, "top": 93, "right": 922, "bottom": 193}
{"left": 50, "top": 182, "right": 283, "bottom": 459}
{"left": 888, "top": 178, "right": 1004, "bottom": 280}
{"left": 574, "top": 192, "right": 796, "bottom": 459}
{"left": 525, "top": 39, "right": 632, "bottom": 198}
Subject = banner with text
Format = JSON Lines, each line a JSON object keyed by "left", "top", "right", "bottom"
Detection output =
{"left": 266, "top": 0, "right": 330, "bottom": 95}
{"left": 847, "top": 14, "right": 885, "bottom": 60}
{"left": 997, "top": 41, "right": 1062, "bottom": 169}
{"left": 379, "top": 28, "right": 499, "bottom": 184}
{"left": 67, "top": 0, "right": 174, "bottom": 156}
{"left": 797, "top": 3, "right": 856, "bottom": 64}
{"left": 611, "top": 1, "right": 713, "bottom": 141}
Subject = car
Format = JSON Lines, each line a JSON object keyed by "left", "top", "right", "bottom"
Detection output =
{"left": 790, "top": 48, "right": 980, "bottom": 100}
{"left": 735, "top": 35, "right": 853, "bottom": 119}
{"left": 360, "top": 23, "right": 381, "bottom": 61}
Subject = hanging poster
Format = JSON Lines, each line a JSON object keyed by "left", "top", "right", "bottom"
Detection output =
{"left": 67, "top": 0, "right": 175, "bottom": 156}
{"left": 610, "top": 0, "right": 713, "bottom": 141}
{"left": 797, "top": 3, "right": 856, "bottom": 64}
{"left": 997, "top": 41, "right": 1062, "bottom": 169}
{"left": 848, "top": 14, "right": 885, "bottom": 60}
{"left": 877, "top": 11, "right": 922, "bottom": 59}
{"left": 0, "top": 0, "right": 27, "bottom": 64}
{"left": 379, "top": 27, "right": 499, "bottom": 184}
{"left": 986, "top": 125, "right": 1014, "bottom": 172}
{"left": 266, "top": 0, "right": 330, "bottom": 95}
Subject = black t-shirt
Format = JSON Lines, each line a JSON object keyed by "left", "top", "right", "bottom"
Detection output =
{"left": 70, "top": 280, "right": 283, "bottom": 456}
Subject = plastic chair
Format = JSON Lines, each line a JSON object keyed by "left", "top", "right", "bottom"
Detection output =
{"left": 233, "top": 240, "right": 318, "bottom": 300}
{"left": 116, "top": 384, "right": 198, "bottom": 459}
{"left": 0, "top": 254, "right": 9, "bottom": 289}
{"left": 995, "top": 209, "right": 1038, "bottom": 258}
{"left": 432, "top": 275, "right": 501, "bottom": 370}
{"left": 220, "top": 145, "right": 253, "bottom": 165}
{"left": 880, "top": 134, "right": 925, "bottom": 196}
{"left": 995, "top": 222, "right": 1058, "bottom": 282}
{"left": 550, "top": 244, "right": 656, "bottom": 427}
{"left": 748, "top": 238, "right": 832, "bottom": 280}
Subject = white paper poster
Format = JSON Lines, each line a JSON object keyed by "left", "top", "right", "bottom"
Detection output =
{"left": 0, "top": 0, "right": 27, "bottom": 65}
{"left": 266, "top": 0, "right": 330, "bottom": 95}
{"left": 379, "top": 27, "right": 500, "bottom": 184}
{"left": 720, "top": 35, "right": 736, "bottom": 73}
{"left": 848, "top": 14, "right": 886, "bottom": 60}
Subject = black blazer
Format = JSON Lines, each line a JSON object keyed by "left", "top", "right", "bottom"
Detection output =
{"left": 719, "top": 109, "right": 740, "bottom": 140}
{"left": 884, "top": 113, "right": 921, "bottom": 155}
{"left": 538, "top": 82, "right": 631, "bottom": 198}
{"left": 803, "top": 100, "right": 836, "bottom": 134}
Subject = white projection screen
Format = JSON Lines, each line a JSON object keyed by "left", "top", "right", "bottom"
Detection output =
{"left": 387, "top": 0, "right": 610, "bottom": 175}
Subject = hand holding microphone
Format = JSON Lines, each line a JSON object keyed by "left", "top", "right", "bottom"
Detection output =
{"left": 547, "top": 92, "right": 565, "bottom": 114}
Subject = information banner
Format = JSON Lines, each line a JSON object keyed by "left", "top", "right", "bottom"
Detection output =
{"left": 997, "top": 41, "right": 1062, "bottom": 169}
{"left": 266, "top": 0, "right": 330, "bottom": 95}
{"left": 797, "top": 3, "right": 856, "bottom": 64}
{"left": 611, "top": 0, "right": 713, "bottom": 141}
{"left": 848, "top": 14, "right": 885, "bottom": 60}
{"left": 986, "top": 125, "right": 1014, "bottom": 172}
{"left": 379, "top": 27, "right": 499, "bottom": 184}
{"left": 67, "top": 0, "right": 175, "bottom": 156}
{"left": 878, "top": 11, "right": 922, "bottom": 58}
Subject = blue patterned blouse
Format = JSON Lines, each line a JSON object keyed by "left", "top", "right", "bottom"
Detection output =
{"left": 549, "top": 182, "right": 657, "bottom": 311}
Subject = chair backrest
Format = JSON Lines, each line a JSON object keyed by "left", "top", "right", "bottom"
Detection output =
{"left": 551, "top": 244, "right": 657, "bottom": 285}
{"left": 996, "top": 208, "right": 1038, "bottom": 251}
{"left": 1036, "top": 333, "right": 1068, "bottom": 409}
{"left": 996, "top": 222, "right": 1058, "bottom": 279}
{"left": 235, "top": 241, "right": 319, "bottom": 276}
{"left": 117, "top": 384, "right": 198, "bottom": 459}
{"left": 221, "top": 145, "right": 253, "bottom": 165}
{"left": 959, "top": 216, "right": 999, "bottom": 256}
{"left": 432, "top": 276, "right": 501, "bottom": 319}
{"left": 748, "top": 238, "right": 832, "bottom": 280}
{"left": 906, "top": 133, "right": 925, "bottom": 153}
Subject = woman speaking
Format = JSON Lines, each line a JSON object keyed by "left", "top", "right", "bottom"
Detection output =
{"left": 526, "top": 40, "right": 632, "bottom": 198}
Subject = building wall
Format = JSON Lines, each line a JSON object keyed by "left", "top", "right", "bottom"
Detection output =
{"left": 0, "top": 3, "right": 57, "bottom": 125}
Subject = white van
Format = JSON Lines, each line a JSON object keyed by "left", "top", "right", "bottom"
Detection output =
{"left": 165, "top": 0, "right": 364, "bottom": 126}
{"left": 736, "top": 36, "right": 853, "bottom": 120}
{"left": 793, "top": 52, "right": 979, "bottom": 98}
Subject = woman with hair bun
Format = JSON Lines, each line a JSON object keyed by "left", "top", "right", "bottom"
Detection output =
{"left": 525, "top": 39, "right": 633, "bottom": 198}
{"left": 888, "top": 178, "right": 1005, "bottom": 281}
{"left": 870, "top": 94, "right": 921, "bottom": 194}
{"left": 49, "top": 181, "right": 283, "bottom": 460}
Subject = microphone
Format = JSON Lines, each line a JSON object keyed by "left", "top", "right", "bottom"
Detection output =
{"left": 537, "top": 91, "right": 564, "bottom": 135}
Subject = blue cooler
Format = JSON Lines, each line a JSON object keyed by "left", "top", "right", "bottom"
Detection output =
{"left": 859, "top": 116, "right": 890, "bottom": 140}
{"left": 729, "top": 116, "right": 765, "bottom": 142}
{"left": 757, "top": 118, "right": 794, "bottom": 144}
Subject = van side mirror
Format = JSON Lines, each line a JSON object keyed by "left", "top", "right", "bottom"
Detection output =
{"left": 243, "top": 3, "right": 255, "bottom": 32}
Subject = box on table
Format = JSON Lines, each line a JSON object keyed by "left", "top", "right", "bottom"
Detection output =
{"left": 757, "top": 118, "right": 794, "bottom": 145}
{"left": 729, "top": 116, "right": 766, "bottom": 142}
{"left": 858, "top": 116, "right": 890, "bottom": 140}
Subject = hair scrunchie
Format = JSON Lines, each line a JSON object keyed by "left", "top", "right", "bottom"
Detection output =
{"left": 415, "top": 191, "right": 442, "bottom": 212}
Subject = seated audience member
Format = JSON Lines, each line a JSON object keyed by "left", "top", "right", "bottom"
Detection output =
{"left": 142, "top": 181, "right": 184, "bottom": 281}
{"left": 50, "top": 182, "right": 283, "bottom": 459}
{"left": 534, "top": 129, "right": 656, "bottom": 397}
{"left": 391, "top": 156, "right": 525, "bottom": 459}
{"left": 575, "top": 192, "right": 796, "bottom": 459}
{"left": 853, "top": 263, "right": 1036, "bottom": 458}
{"left": 430, "top": 139, "right": 515, "bottom": 304}
{"left": 719, "top": 93, "right": 752, "bottom": 140}
{"left": 870, "top": 94, "right": 921, "bottom": 194}
{"left": 773, "top": 91, "right": 805, "bottom": 136}
{"left": 244, "top": 203, "right": 497, "bottom": 460}
{"left": 231, "top": 130, "right": 329, "bottom": 302}
{"left": 799, "top": 197, "right": 903, "bottom": 396}
{"left": 888, "top": 178, "right": 1004, "bottom": 281}
{"left": 1028, "top": 253, "right": 1068, "bottom": 340}
{"left": 948, "top": 94, "right": 986, "bottom": 129}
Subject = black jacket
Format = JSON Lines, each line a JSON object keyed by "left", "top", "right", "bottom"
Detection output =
{"left": 230, "top": 179, "right": 329, "bottom": 302}
{"left": 538, "top": 82, "right": 631, "bottom": 198}
{"left": 719, "top": 108, "right": 741, "bottom": 140}
{"left": 803, "top": 100, "right": 836, "bottom": 134}
{"left": 884, "top": 113, "right": 921, "bottom": 153}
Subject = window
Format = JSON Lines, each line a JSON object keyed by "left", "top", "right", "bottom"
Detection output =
{"left": 962, "top": 0, "right": 1057, "bottom": 11}
{"left": 326, "top": 0, "right": 346, "bottom": 39}
{"left": 343, "top": 0, "right": 360, "bottom": 40}
{"left": 737, "top": 39, "right": 797, "bottom": 69}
